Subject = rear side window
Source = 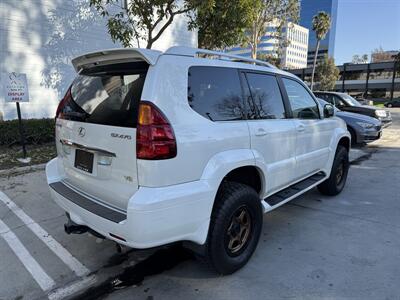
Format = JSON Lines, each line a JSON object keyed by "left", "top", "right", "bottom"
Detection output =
{"left": 245, "top": 73, "right": 286, "bottom": 119}
{"left": 188, "top": 66, "right": 245, "bottom": 121}
{"left": 315, "top": 93, "right": 329, "bottom": 101}
{"left": 59, "top": 62, "right": 148, "bottom": 128}
{"left": 317, "top": 93, "right": 336, "bottom": 106}
{"left": 333, "top": 95, "right": 346, "bottom": 107}
{"left": 282, "top": 78, "right": 320, "bottom": 119}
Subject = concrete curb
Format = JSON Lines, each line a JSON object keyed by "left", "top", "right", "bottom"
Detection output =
{"left": 0, "top": 163, "right": 46, "bottom": 178}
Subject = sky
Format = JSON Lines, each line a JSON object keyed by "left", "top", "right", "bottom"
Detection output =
{"left": 334, "top": 0, "right": 400, "bottom": 64}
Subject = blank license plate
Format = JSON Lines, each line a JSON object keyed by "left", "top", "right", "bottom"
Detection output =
{"left": 74, "top": 149, "right": 94, "bottom": 173}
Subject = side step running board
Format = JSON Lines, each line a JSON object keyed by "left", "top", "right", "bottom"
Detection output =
{"left": 264, "top": 172, "right": 326, "bottom": 206}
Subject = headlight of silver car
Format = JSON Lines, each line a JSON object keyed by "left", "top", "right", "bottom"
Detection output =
{"left": 375, "top": 110, "right": 387, "bottom": 117}
{"left": 356, "top": 121, "right": 375, "bottom": 129}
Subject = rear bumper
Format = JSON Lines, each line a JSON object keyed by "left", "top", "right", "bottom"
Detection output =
{"left": 46, "top": 158, "right": 215, "bottom": 248}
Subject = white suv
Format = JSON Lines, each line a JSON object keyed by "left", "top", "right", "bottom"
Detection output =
{"left": 46, "top": 46, "right": 350, "bottom": 274}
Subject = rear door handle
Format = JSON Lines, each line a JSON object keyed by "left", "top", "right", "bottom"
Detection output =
{"left": 255, "top": 128, "right": 268, "bottom": 136}
{"left": 297, "top": 125, "right": 306, "bottom": 132}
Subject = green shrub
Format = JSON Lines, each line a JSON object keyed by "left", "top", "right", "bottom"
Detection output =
{"left": 0, "top": 118, "right": 55, "bottom": 146}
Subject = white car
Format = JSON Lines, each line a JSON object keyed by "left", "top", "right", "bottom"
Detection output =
{"left": 46, "top": 46, "right": 350, "bottom": 274}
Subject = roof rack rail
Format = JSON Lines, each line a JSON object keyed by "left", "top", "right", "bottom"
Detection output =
{"left": 165, "top": 46, "right": 276, "bottom": 69}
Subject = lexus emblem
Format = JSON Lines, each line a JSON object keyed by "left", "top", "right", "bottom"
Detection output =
{"left": 78, "top": 127, "right": 86, "bottom": 137}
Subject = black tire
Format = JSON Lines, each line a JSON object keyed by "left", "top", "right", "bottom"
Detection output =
{"left": 201, "top": 181, "right": 263, "bottom": 275}
{"left": 387, "top": 103, "right": 393, "bottom": 108}
{"left": 318, "top": 145, "right": 349, "bottom": 196}
{"left": 347, "top": 127, "right": 357, "bottom": 146}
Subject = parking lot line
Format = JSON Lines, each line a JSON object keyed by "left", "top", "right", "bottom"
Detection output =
{"left": 0, "top": 191, "right": 90, "bottom": 277}
{"left": 47, "top": 274, "right": 96, "bottom": 300}
{"left": 0, "top": 218, "right": 55, "bottom": 291}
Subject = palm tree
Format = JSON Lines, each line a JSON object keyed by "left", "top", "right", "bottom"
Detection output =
{"left": 310, "top": 11, "right": 331, "bottom": 91}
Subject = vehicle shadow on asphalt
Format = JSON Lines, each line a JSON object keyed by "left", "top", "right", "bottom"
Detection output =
{"left": 70, "top": 244, "right": 216, "bottom": 300}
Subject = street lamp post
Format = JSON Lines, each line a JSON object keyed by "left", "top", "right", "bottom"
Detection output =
{"left": 390, "top": 61, "right": 396, "bottom": 101}
{"left": 342, "top": 63, "right": 347, "bottom": 93}
{"left": 365, "top": 64, "right": 370, "bottom": 98}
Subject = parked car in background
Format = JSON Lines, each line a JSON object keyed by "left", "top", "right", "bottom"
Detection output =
{"left": 384, "top": 99, "right": 400, "bottom": 108}
{"left": 314, "top": 91, "right": 392, "bottom": 127}
{"left": 353, "top": 97, "right": 371, "bottom": 106}
{"left": 317, "top": 99, "right": 382, "bottom": 145}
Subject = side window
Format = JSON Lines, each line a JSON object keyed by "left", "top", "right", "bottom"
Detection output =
{"left": 282, "top": 78, "right": 320, "bottom": 119}
{"left": 188, "top": 66, "right": 246, "bottom": 121}
{"left": 245, "top": 73, "right": 286, "bottom": 119}
{"left": 333, "top": 96, "right": 346, "bottom": 107}
{"left": 323, "top": 94, "right": 335, "bottom": 105}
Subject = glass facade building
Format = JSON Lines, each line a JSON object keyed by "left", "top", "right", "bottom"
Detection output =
{"left": 300, "top": 0, "right": 338, "bottom": 66}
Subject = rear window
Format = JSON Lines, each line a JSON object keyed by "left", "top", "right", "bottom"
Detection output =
{"left": 59, "top": 62, "right": 148, "bottom": 128}
{"left": 188, "top": 66, "right": 245, "bottom": 121}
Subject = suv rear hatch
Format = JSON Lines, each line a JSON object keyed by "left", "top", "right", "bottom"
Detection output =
{"left": 55, "top": 57, "right": 150, "bottom": 212}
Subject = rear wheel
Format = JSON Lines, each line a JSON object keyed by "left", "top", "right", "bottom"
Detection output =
{"left": 201, "top": 182, "right": 262, "bottom": 274}
{"left": 318, "top": 145, "right": 349, "bottom": 196}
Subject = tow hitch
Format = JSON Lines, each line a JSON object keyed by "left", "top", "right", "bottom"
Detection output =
{"left": 64, "top": 214, "right": 104, "bottom": 239}
{"left": 64, "top": 221, "right": 88, "bottom": 234}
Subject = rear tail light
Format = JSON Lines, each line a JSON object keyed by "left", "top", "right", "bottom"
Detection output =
{"left": 55, "top": 87, "right": 72, "bottom": 119}
{"left": 136, "top": 101, "right": 177, "bottom": 160}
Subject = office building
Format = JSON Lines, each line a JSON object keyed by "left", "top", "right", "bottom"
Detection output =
{"left": 289, "top": 61, "right": 400, "bottom": 101}
{"left": 371, "top": 50, "right": 399, "bottom": 63}
{"left": 281, "top": 23, "right": 310, "bottom": 69}
{"left": 0, "top": 0, "right": 197, "bottom": 120}
{"left": 226, "top": 21, "right": 309, "bottom": 69}
{"left": 299, "top": 0, "right": 338, "bottom": 66}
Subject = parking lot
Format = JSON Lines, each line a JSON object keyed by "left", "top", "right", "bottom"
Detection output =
{"left": 0, "top": 108, "right": 399, "bottom": 300}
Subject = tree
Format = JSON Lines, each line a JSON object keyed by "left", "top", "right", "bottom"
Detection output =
{"left": 189, "top": 0, "right": 253, "bottom": 50}
{"left": 394, "top": 52, "right": 400, "bottom": 76}
{"left": 89, "top": 0, "right": 208, "bottom": 49}
{"left": 371, "top": 46, "right": 393, "bottom": 62}
{"left": 244, "top": 0, "right": 299, "bottom": 59}
{"left": 310, "top": 11, "right": 331, "bottom": 91}
{"left": 257, "top": 53, "right": 280, "bottom": 67}
{"left": 316, "top": 55, "right": 339, "bottom": 91}
{"left": 351, "top": 54, "right": 368, "bottom": 64}
{"left": 351, "top": 54, "right": 359, "bottom": 64}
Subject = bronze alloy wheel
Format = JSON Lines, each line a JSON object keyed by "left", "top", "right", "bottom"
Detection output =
{"left": 225, "top": 206, "right": 252, "bottom": 256}
{"left": 336, "top": 161, "right": 344, "bottom": 185}
{"left": 203, "top": 182, "right": 263, "bottom": 274}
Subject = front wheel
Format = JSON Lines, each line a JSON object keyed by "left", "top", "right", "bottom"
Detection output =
{"left": 318, "top": 145, "right": 349, "bottom": 196}
{"left": 201, "top": 182, "right": 263, "bottom": 275}
{"left": 387, "top": 103, "right": 393, "bottom": 108}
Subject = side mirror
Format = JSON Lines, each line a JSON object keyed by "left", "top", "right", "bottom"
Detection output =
{"left": 324, "top": 104, "right": 335, "bottom": 118}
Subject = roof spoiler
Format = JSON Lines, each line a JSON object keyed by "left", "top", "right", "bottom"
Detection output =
{"left": 71, "top": 48, "right": 162, "bottom": 72}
